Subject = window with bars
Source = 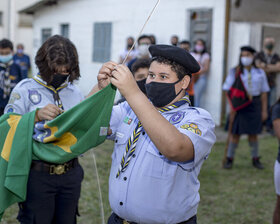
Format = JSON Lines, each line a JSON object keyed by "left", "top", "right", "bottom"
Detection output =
{"left": 93, "top": 22, "right": 112, "bottom": 63}
{"left": 41, "top": 28, "right": 52, "bottom": 44}
{"left": 60, "top": 24, "right": 69, "bottom": 38}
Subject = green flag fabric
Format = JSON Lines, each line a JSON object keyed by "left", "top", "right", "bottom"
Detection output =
{"left": 0, "top": 84, "right": 116, "bottom": 221}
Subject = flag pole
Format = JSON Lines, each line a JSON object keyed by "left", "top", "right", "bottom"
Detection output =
{"left": 122, "top": 0, "right": 161, "bottom": 65}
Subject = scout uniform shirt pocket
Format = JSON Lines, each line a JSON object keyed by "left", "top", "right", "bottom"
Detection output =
{"left": 111, "top": 131, "right": 130, "bottom": 166}
{"left": 143, "top": 141, "right": 177, "bottom": 179}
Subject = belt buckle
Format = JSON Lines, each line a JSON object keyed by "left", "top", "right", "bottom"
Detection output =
{"left": 50, "top": 164, "right": 65, "bottom": 175}
{"left": 123, "top": 221, "right": 130, "bottom": 224}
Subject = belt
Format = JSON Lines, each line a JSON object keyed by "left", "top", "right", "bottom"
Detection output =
{"left": 115, "top": 214, "right": 197, "bottom": 224}
{"left": 31, "top": 158, "right": 79, "bottom": 175}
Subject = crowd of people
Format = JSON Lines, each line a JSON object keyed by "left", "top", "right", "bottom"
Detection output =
{"left": 0, "top": 33, "right": 280, "bottom": 223}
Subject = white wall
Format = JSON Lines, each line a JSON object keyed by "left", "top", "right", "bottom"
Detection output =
{"left": 0, "top": 0, "right": 38, "bottom": 60}
{"left": 31, "top": 0, "right": 227, "bottom": 125}
{"left": 227, "top": 22, "right": 251, "bottom": 71}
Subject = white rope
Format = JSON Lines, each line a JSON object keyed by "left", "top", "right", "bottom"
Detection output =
{"left": 122, "top": 0, "right": 161, "bottom": 65}
{"left": 91, "top": 149, "right": 105, "bottom": 224}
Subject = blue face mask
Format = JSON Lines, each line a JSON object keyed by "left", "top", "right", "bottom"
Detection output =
{"left": 0, "top": 54, "right": 13, "bottom": 64}
{"left": 17, "top": 49, "right": 24, "bottom": 54}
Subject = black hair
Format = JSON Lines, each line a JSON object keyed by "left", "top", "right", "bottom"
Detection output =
{"left": 180, "top": 40, "right": 191, "bottom": 46}
{"left": 35, "top": 35, "right": 80, "bottom": 84}
{"left": 0, "top": 39, "right": 13, "bottom": 50}
{"left": 151, "top": 56, "right": 191, "bottom": 79}
{"left": 137, "top": 35, "right": 152, "bottom": 45}
{"left": 149, "top": 34, "right": 157, "bottom": 44}
{"left": 235, "top": 50, "right": 257, "bottom": 74}
{"left": 131, "top": 58, "right": 151, "bottom": 75}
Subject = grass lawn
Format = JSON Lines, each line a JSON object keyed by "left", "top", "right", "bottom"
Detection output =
{"left": 1, "top": 135, "right": 278, "bottom": 224}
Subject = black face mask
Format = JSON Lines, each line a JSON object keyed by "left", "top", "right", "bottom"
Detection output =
{"left": 145, "top": 80, "right": 182, "bottom": 107}
{"left": 136, "top": 78, "right": 147, "bottom": 95}
{"left": 50, "top": 73, "right": 69, "bottom": 89}
{"left": 265, "top": 43, "right": 274, "bottom": 51}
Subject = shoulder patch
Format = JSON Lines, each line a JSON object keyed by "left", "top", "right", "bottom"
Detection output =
{"left": 5, "top": 105, "right": 15, "bottom": 113}
{"left": 180, "top": 123, "right": 202, "bottom": 136}
{"left": 8, "top": 92, "right": 21, "bottom": 104}
{"left": 169, "top": 111, "right": 185, "bottom": 124}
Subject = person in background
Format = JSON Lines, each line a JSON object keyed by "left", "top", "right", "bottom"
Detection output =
{"left": 272, "top": 97, "right": 280, "bottom": 224}
{"left": 180, "top": 40, "right": 191, "bottom": 52}
{"left": 180, "top": 40, "right": 194, "bottom": 105}
{"left": 119, "top": 36, "right": 138, "bottom": 66}
{"left": 149, "top": 34, "right": 157, "bottom": 45}
{"left": 191, "top": 39, "right": 210, "bottom": 107}
{"left": 5, "top": 35, "right": 85, "bottom": 224}
{"left": 255, "top": 37, "right": 280, "bottom": 133}
{"left": 127, "top": 35, "right": 152, "bottom": 70}
{"left": 116, "top": 58, "right": 150, "bottom": 104}
{"left": 170, "top": 35, "right": 179, "bottom": 46}
{"left": 223, "top": 46, "right": 270, "bottom": 169}
{"left": 13, "top": 43, "right": 31, "bottom": 79}
{"left": 0, "top": 39, "right": 22, "bottom": 116}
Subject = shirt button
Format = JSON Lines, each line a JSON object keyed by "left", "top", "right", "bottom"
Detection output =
{"left": 123, "top": 177, "right": 127, "bottom": 181}
{"left": 159, "top": 152, "right": 162, "bottom": 156}
{"left": 120, "top": 202, "right": 123, "bottom": 206}
{"left": 132, "top": 154, "right": 136, "bottom": 158}
{"left": 142, "top": 131, "right": 145, "bottom": 135}
{"left": 115, "top": 140, "right": 118, "bottom": 143}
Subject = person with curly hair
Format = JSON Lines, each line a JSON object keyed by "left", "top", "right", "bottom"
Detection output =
{"left": 4, "top": 35, "right": 84, "bottom": 224}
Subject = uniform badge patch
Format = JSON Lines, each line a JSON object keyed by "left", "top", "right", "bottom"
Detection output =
{"left": 5, "top": 106, "right": 14, "bottom": 113}
{"left": 8, "top": 92, "right": 21, "bottom": 104}
{"left": 28, "top": 90, "right": 42, "bottom": 105}
{"left": 169, "top": 111, "right": 185, "bottom": 124}
{"left": 123, "top": 116, "right": 133, "bottom": 125}
{"left": 180, "top": 123, "right": 202, "bottom": 136}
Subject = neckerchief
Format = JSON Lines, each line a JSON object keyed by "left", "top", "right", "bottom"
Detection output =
{"left": 116, "top": 94, "right": 190, "bottom": 178}
{"left": 32, "top": 75, "right": 68, "bottom": 111}
{"left": 0, "top": 60, "right": 15, "bottom": 99}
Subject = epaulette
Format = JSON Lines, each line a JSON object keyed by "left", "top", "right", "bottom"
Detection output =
{"left": 17, "top": 78, "right": 33, "bottom": 88}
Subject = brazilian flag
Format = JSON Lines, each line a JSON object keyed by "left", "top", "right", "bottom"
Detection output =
{"left": 0, "top": 84, "right": 116, "bottom": 221}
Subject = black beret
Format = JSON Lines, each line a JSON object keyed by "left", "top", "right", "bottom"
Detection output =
{"left": 149, "top": 44, "right": 200, "bottom": 74}
{"left": 240, "top": 46, "right": 256, "bottom": 54}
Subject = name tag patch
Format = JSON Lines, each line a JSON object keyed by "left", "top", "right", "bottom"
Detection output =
{"left": 180, "top": 123, "right": 202, "bottom": 136}
{"left": 99, "top": 127, "right": 108, "bottom": 136}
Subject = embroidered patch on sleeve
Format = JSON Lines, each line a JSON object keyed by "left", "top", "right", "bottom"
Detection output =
{"left": 8, "top": 92, "right": 21, "bottom": 104}
{"left": 180, "top": 123, "right": 202, "bottom": 136}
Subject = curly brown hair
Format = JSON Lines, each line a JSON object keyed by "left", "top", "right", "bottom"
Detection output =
{"left": 35, "top": 35, "right": 80, "bottom": 84}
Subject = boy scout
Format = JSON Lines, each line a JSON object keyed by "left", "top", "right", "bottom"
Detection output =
{"left": 93, "top": 45, "right": 216, "bottom": 224}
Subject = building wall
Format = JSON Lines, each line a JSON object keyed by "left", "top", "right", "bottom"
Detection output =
{"left": 0, "top": 0, "right": 38, "bottom": 57}
{"left": 31, "top": 0, "right": 227, "bottom": 124}
{"left": 231, "top": 0, "right": 280, "bottom": 23}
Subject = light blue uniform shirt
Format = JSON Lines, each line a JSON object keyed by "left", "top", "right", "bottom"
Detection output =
{"left": 108, "top": 101, "right": 216, "bottom": 224}
{"left": 223, "top": 67, "right": 270, "bottom": 96}
{"left": 4, "top": 75, "right": 84, "bottom": 115}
